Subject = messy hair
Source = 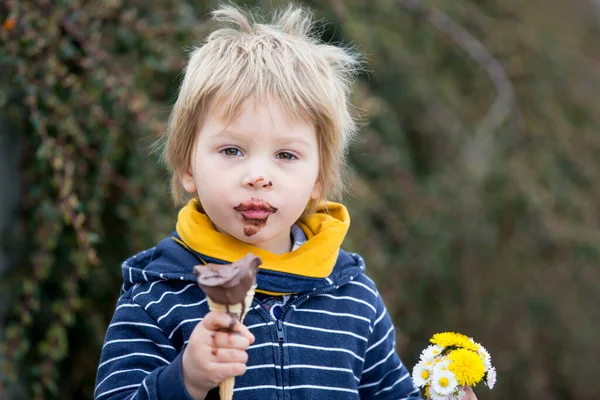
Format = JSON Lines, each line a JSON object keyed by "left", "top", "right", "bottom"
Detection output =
{"left": 161, "top": 3, "right": 361, "bottom": 214}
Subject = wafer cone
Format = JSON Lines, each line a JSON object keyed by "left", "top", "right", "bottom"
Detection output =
{"left": 207, "top": 284, "right": 257, "bottom": 400}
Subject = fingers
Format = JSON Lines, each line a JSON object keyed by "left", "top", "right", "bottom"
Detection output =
{"left": 234, "top": 322, "right": 256, "bottom": 344}
{"left": 200, "top": 312, "right": 254, "bottom": 367}
{"left": 202, "top": 311, "right": 255, "bottom": 343}
{"left": 210, "top": 347, "right": 249, "bottom": 364}
{"left": 202, "top": 311, "right": 240, "bottom": 331}
{"left": 208, "top": 331, "right": 250, "bottom": 364}
{"left": 463, "top": 386, "right": 477, "bottom": 400}
{"left": 210, "top": 362, "right": 248, "bottom": 378}
{"left": 210, "top": 331, "right": 251, "bottom": 350}
{"left": 183, "top": 312, "right": 255, "bottom": 392}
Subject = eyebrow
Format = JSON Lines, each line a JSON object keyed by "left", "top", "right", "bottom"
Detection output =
{"left": 215, "top": 130, "right": 312, "bottom": 148}
{"left": 276, "top": 137, "right": 312, "bottom": 148}
{"left": 215, "top": 129, "right": 246, "bottom": 140}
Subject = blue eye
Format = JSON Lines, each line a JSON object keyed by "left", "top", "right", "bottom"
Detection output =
{"left": 221, "top": 147, "right": 242, "bottom": 157}
{"left": 276, "top": 152, "right": 297, "bottom": 160}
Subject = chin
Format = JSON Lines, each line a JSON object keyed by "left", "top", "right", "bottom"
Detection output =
{"left": 238, "top": 228, "right": 268, "bottom": 242}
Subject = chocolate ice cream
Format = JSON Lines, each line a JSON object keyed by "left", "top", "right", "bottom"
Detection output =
{"left": 193, "top": 253, "right": 262, "bottom": 313}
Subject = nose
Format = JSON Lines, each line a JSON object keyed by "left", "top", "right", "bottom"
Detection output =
{"left": 243, "top": 175, "right": 273, "bottom": 189}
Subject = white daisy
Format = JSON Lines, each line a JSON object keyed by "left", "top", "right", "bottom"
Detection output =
{"left": 427, "top": 389, "right": 450, "bottom": 400}
{"left": 433, "top": 358, "right": 451, "bottom": 373}
{"left": 412, "top": 359, "right": 432, "bottom": 387}
{"left": 431, "top": 368, "right": 458, "bottom": 396}
{"left": 455, "top": 386, "right": 467, "bottom": 400}
{"left": 486, "top": 366, "right": 497, "bottom": 389}
{"left": 420, "top": 344, "right": 445, "bottom": 363}
{"left": 476, "top": 344, "right": 492, "bottom": 371}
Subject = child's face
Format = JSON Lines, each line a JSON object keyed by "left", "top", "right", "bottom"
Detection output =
{"left": 182, "top": 97, "right": 321, "bottom": 254}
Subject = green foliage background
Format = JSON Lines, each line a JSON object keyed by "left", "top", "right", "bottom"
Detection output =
{"left": 1, "top": 0, "right": 599, "bottom": 399}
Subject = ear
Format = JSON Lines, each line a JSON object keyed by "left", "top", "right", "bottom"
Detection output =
{"left": 310, "top": 179, "right": 322, "bottom": 200}
{"left": 181, "top": 170, "right": 198, "bottom": 194}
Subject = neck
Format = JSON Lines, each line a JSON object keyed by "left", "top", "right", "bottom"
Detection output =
{"left": 260, "top": 235, "right": 293, "bottom": 254}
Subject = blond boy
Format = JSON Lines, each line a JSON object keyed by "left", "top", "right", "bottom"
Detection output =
{"left": 94, "top": 5, "right": 450, "bottom": 399}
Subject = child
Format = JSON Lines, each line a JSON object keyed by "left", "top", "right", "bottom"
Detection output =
{"left": 95, "top": 4, "right": 473, "bottom": 400}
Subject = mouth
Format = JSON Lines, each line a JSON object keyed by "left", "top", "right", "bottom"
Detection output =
{"left": 233, "top": 198, "right": 278, "bottom": 220}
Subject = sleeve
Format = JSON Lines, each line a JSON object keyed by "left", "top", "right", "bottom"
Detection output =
{"left": 94, "top": 296, "right": 196, "bottom": 400}
{"left": 358, "top": 293, "right": 423, "bottom": 399}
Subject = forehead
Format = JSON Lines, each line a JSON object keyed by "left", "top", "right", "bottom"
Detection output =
{"left": 200, "top": 95, "right": 317, "bottom": 141}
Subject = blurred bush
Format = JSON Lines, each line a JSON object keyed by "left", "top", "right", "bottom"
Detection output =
{"left": 1, "top": 0, "right": 599, "bottom": 399}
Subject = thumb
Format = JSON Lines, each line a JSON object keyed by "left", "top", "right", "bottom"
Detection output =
{"left": 463, "top": 386, "right": 477, "bottom": 400}
{"left": 201, "top": 311, "right": 255, "bottom": 342}
{"left": 202, "top": 310, "right": 239, "bottom": 332}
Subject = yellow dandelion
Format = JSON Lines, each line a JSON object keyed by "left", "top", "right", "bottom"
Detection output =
{"left": 447, "top": 348, "right": 485, "bottom": 386}
{"left": 430, "top": 332, "right": 479, "bottom": 352}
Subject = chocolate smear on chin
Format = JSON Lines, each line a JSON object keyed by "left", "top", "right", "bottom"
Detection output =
{"left": 193, "top": 253, "right": 262, "bottom": 330}
{"left": 242, "top": 217, "right": 267, "bottom": 237}
{"left": 244, "top": 226, "right": 259, "bottom": 236}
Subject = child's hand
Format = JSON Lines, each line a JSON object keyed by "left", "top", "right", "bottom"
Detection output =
{"left": 463, "top": 386, "right": 478, "bottom": 400}
{"left": 182, "top": 311, "right": 255, "bottom": 400}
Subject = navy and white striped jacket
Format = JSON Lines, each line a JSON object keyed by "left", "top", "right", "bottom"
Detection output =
{"left": 94, "top": 236, "right": 422, "bottom": 399}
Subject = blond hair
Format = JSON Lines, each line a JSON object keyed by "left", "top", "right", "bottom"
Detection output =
{"left": 161, "top": 3, "right": 361, "bottom": 214}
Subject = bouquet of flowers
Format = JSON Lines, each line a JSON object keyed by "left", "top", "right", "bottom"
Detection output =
{"left": 412, "top": 332, "right": 496, "bottom": 400}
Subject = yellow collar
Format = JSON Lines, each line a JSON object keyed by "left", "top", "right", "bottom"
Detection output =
{"left": 176, "top": 198, "right": 350, "bottom": 279}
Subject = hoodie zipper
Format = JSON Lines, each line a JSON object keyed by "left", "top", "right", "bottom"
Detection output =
{"left": 276, "top": 319, "right": 285, "bottom": 372}
{"left": 274, "top": 283, "right": 342, "bottom": 387}
{"left": 277, "top": 283, "right": 341, "bottom": 341}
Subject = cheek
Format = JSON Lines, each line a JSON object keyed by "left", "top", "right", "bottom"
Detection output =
{"left": 198, "top": 179, "right": 231, "bottom": 203}
{"left": 193, "top": 156, "right": 220, "bottom": 184}
{"left": 214, "top": 191, "right": 230, "bottom": 204}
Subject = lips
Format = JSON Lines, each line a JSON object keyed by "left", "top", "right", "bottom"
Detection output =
{"left": 233, "top": 198, "right": 278, "bottom": 220}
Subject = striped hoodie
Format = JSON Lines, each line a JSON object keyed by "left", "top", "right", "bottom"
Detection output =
{"left": 95, "top": 203, "right": 422, "bottom": 399}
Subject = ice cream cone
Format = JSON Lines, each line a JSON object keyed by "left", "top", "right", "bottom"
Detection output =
{"left": 194, "top": 253, "right": 262, "bottom": 400}
{"left": 206, "top": 284, "right": 256, "bottom": 400}
{"left": 206, "top": 284, "right": 256, "bottom": 322}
